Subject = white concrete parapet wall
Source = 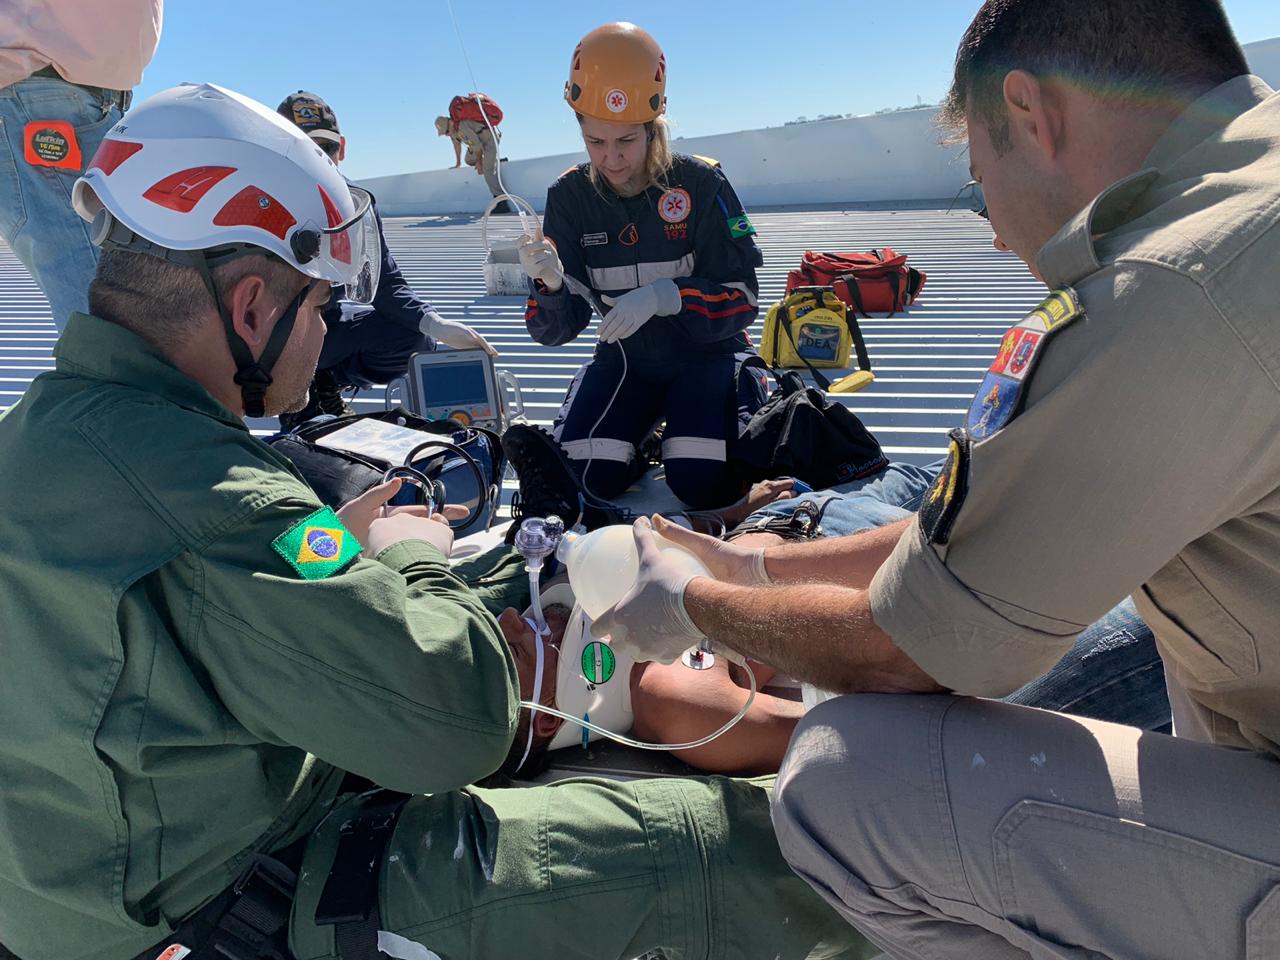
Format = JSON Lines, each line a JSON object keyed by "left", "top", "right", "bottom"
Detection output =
{"left": 360, "top": 38, "right": 1280, "bottom": 217}
{"left": 360, "top": 107, "right": 970, "bottom": 216}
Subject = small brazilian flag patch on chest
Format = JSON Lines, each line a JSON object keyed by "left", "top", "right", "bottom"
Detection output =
{"left": 727, "top": 215, "right": 756, "bottom": 239}
{"left": 271, "top": 506, "right": 362, "bottom": 580}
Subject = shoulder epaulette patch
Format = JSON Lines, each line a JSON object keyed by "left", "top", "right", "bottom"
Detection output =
{"left": 691, "top": 154, "right": 721, "bottom": 168}
{"left": 271, "top": 506, "right": 362, "bottom": 580}
{"left": 920, "top": 429, "right": 970, "bottom": 546}
{"left": 966, "top": 287, "right": 1082, "bottom": 440}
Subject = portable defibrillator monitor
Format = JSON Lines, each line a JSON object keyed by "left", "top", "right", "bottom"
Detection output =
{"left": 408, "top": 349, "right": 503, "bottom": 430}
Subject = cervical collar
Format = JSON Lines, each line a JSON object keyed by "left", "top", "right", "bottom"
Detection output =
{"left": 522, "top": 582, "right": 635, "bottom": 752}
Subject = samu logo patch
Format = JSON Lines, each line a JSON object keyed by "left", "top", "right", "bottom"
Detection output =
{"left": 272, "top": 506, "right": 362, "bottom": 580}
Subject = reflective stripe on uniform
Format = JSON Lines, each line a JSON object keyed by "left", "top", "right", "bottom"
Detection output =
{"left": 721, "top": 280, "right": 758, "bottom": 307}
{"left": 563, "top": 437, "right": 636, "bottom": 463}
{"left": 661, "top": 437, "right": 727, "bottom": 461}
{"left": 587, "top": 253, "right": 696, "bottom": 292}
{"left": 678, "top": 286, "right": 756, "bottom": 320}
{"left": 551, "top": 365, "right": 587, "bottom": 441}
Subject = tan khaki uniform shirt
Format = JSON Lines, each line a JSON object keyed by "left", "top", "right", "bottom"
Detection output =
{"left": 455, "top": 118, "right": 495, "bottom": 151}
{"left": 870, "top": 75, "right": 1280, "bottom": 756}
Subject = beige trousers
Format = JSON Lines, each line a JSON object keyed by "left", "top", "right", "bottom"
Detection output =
{"left": 773, "top": 694, "right": 1280, "bottom": 960}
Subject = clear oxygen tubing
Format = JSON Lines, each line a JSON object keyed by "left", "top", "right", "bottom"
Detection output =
{"left": 513, "top": 516, "right": 565, "bottom": 635}
{"left": 519, "top": 665, "right": 756, "bottom": 753}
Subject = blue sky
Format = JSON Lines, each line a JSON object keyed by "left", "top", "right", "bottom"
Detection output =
{"left": 135, "top": 0, "right": 1280, "bottom": 181}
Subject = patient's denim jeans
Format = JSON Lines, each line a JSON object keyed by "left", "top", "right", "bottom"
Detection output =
{"left": 741, "top": 460, "right": 1172, "bottom": 731}
{"left": 0, "top": 76, "right": 127, "bottom": 332}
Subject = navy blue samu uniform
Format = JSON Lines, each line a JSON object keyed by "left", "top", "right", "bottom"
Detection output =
{"left": 319, "top": 195, "right": 435, "bottom": 388}
{"left": 525, "top": 154, "right": 763, "bottom": 508}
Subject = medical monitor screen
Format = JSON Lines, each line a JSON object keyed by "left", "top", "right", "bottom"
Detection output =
{"left": 422, "top": 361, "right": 490, "bottom": 406}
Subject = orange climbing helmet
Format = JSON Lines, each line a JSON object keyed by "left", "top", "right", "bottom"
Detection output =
{"left": 564, "top": 22, "right": 667, "bottom": 124}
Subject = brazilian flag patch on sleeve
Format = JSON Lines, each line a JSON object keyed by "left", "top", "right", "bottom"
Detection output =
{"left": 727, "top": 214, "right": 756, "bottom": 239}
{"left": 271, "top": 506, "right": 362, "bottom": 580}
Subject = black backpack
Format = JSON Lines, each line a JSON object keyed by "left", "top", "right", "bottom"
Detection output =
{"left": 731, "top": 370, "right": 888, "bottom": 489}
{"left": 267, "top": 408, "right": 505, "bottom": 536}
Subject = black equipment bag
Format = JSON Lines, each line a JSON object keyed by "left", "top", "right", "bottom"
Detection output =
{"left": 731, "top": 371, "right": 888, "bottom": 489}
{"left": 268, "top": 409, "right": 505, "bottom": 537}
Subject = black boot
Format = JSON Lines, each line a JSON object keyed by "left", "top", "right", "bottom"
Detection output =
{"left": 278, "top": 368, "right": 351, "bottom": 431}
{"left": 502, "top": 425, "right": 629, "bottom": 541}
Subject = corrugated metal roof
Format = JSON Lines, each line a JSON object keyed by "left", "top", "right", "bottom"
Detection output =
{"left": 0, "top": 208, "right": 1041, "bottom": 495}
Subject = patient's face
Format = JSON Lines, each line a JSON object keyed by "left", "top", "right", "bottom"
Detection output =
{"left": 497, "top": 604, "right": 570, "bottom": 705}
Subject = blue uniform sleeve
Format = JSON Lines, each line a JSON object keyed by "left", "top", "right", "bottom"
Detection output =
{"left": 323, "top": 201, "right": 440, "bottom": 346}
{"left": 524, "top": 185, "right": 593, "bottom": 346}
{"left": 669, "top": 168, "right": 762, "bottom": 344}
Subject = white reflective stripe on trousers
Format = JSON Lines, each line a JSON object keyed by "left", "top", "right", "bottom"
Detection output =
{"left": 661, "top": 437, "right": 727, "bottom": 461}
{"left": 562, "top": 437, "right": 636, "bottom": 463}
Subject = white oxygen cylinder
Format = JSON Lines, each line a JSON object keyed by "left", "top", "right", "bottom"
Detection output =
{"left": 556, "top": 525, "right": 710, "bottom": 621}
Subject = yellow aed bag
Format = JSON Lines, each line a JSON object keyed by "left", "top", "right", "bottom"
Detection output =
{"left": 759, "top": 286, "right": 874, "bottom": 393}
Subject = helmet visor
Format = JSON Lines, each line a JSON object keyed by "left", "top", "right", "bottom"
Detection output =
{"left": 296, "top": 184, "right": 382, "bottom": 305}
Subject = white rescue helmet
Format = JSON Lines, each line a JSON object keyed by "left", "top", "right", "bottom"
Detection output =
{"left": 72, "top": 82, "right": 380, "bottom": 304}
{"left": 528, "top": 583, "right": 636, "bottom": 753}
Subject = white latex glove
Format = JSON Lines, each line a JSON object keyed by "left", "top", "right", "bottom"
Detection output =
{"left": 598, "top": 279, "right": 682, "bottom": 343}
{"left": 518, "top": 233, "right": 563, "bottom": 291}
{"left": 423, "top": 314, "right": 498, "bottom": 356}
{"left": 589, "top": 517, "right": 709, "bottom": 664}
{"left": 651, "top": 514, "right": 770, "bottom": 586}
{"left": 366, "top": 512, "right": 455, "bottom": 558}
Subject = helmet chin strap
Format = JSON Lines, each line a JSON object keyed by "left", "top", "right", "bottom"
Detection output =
{"left": 188, "top": 253, "right": 314, "bottom": 419}
{"left": 91, "top": 210, "right": 317, "bottom": 420}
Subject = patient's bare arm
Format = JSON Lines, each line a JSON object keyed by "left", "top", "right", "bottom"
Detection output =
{"left": 628, "top": 659, "right": 803, "bottom": 775}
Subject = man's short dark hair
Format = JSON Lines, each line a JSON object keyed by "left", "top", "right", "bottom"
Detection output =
{"left": 88, "top": 248, "right": 304, "bottom": 350}
{"left": 940, "top": 0, "right": 1249, "bottom": 150}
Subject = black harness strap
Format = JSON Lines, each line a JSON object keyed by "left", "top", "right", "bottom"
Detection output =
{"left": 133, "top": 841, "right": 305, "bottom": 960}
{"left": 315, "top": 791, "right": 410, "bottom": 960}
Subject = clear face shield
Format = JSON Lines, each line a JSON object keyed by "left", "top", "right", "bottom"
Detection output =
{"left": 290, "top": 184, "right": 382, "bottom": 305}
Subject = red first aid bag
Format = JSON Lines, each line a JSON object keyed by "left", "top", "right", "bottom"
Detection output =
{"left": 786, "top": 247, "right": 926, "bottom": 316}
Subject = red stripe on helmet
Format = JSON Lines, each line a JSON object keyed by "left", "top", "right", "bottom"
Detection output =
{"left": 317, "top": 185, "right": 351, "bottom": 264}
{"left": 88, "top": 139, "right": 143, "bottom": 175}
{"left": 143, "top": 166, "right": 236, "bottom": 213}
{"left": 212, "top": 186, "right": 297, "bottom": 240}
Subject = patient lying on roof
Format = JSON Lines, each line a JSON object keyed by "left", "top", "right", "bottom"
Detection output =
{"left": 489, "top": 529, "right": 803, "bottom": 783}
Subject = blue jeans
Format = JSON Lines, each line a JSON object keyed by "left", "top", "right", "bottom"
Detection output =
{"left": 740, "top": 461, "right": 1171, "bottom": 730}
{"left": 0, "top": 76, "right": 128, "bottom": 332}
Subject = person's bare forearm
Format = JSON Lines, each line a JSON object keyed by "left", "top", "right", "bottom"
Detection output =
{"left": 761, "top": 515, "right": 913, "bottom": 590}
{"left": 684, "top": 576, "right": 944, "bottom": 695}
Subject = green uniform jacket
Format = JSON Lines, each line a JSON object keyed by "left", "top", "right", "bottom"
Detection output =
{"left": 0, "top": 315, "right": 520, "bottom": 960}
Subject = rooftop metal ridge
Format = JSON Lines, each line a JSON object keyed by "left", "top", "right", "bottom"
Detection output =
{"left": 0, "top": 207, "right": 1041, "bottom": 496}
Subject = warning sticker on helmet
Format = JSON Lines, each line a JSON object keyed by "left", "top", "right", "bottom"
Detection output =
{"left": 604, "top": 89, "right": 629, "bottom": 114}
{"left": 24, "top": 120, "right": 82, "bottom": 170}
